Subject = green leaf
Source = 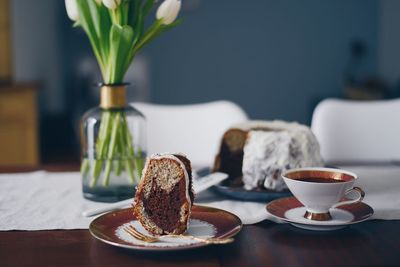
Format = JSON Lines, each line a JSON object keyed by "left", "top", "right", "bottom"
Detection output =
{"left": 132, "top": 18, "right": 182, "bottom": 55}
{"left": 76, "top": 0, "right": 106, "bottom": 77}
{"left": 132, "top": 0, "right": 154, "bottom": 46}
{"left": 129, "top": 0, "right": 141, "bottom": 29}
{"left": 108, "top": 24, "right": 134, "bottom": 83}
{"left": 128, "top": 0, "right": 140, "bottom": 47}
{"left": 87, "top": 1, "right": 101, "bottom": 40}
{"left": 120, "top": 0, "right": 130, "bottom": 25}
{"left": 125, "top": 18, "right": 182, "bottom": 72}
{"left": 124, "top": 20, "right": 161, "bottom": 70}
{"left": 98, "top": 5, "right": 112, "bottom": 64}
{"left": 132, "top": 12, "right": 144, "bottom": 46}
{"left": 142, "top": 0, "right": 155, "bottom": 17}
{"left": 74, "top": 0, "right": 181, "bottom": 84}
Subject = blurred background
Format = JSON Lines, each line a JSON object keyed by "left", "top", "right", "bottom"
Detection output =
{"left": 0, "top": 0, "right": 399, "bottom": 166}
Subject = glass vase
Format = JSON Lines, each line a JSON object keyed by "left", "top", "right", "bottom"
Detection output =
{"left": 80, "top": 84, "right": 146, "bottom": 202}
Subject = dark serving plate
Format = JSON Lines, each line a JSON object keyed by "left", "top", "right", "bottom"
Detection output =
{"left": 211, "top": 184, "right": 292, "bottom": 202}
{"left": 200, "top": 164, "right": 341, "bottom": 202}
{"left": 196, "top": 168, "right": 292, "bottom": 202}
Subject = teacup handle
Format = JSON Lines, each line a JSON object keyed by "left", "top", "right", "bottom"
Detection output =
{"left": 331, "top": 187, "right": 365, "bottom": 209}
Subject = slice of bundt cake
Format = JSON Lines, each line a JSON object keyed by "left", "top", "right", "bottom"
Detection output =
{"left": 133, "top": 153, "right": 194, "bottom": 235}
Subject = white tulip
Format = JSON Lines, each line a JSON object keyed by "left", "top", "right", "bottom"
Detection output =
{"left": 102, "top": 0, "right": 121, "bottom": 10}
{"left": 156, "top": 0, "right": 181, "bottom": 25}
{"left": 65, "top": 0, "right": 79, "bottom": 21}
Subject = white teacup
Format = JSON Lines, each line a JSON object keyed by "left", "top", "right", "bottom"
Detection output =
{"left": 282, "top": 167, "right": 365, "bottom": 221}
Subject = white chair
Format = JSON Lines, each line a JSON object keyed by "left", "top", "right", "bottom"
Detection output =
{"left": 311, "top": 98, "right": 400, "bottom": 163}
{"left": 131, "top": 101, "right": 248, "bottom": 168}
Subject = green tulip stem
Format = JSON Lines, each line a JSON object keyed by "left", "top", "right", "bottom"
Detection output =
{"left": 121, "top": 116, "right": 136, "bottom": 183}
{"left": 90, "top": 111, "right": 112, "bottom": 187}
{"left": 103, "top": 112, "right": 121, "bottom": 186}
{"left": 86, "top": 110, "right": 143, "bottom": 187}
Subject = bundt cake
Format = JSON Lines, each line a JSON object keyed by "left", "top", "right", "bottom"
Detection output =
{"left": 133, "top": 153, "right": 194, "bottom": 235}
{"left": 213, "top": 120, "right": 323, "bottom": 191}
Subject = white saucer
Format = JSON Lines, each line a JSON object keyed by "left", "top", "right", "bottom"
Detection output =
{"left": 266, "top": 197, "right": 374, "bottom": 231}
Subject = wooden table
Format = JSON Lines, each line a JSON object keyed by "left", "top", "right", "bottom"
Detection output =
{"left": 1, "top": 166, "right": 399, "bottom": 267}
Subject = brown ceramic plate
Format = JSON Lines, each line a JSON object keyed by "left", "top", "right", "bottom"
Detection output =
{"left": 89, "top": 205, "right": 242, "bottom": 251}
{"left": 266, "top": 197, "right": 374, "bottom": 231}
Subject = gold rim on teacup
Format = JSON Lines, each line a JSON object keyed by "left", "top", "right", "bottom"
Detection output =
{"left": 282, "top": 167, "right": 365, "bottom": 222}
{"left": 303, "top": 210, "right": 332, "bottom": 221}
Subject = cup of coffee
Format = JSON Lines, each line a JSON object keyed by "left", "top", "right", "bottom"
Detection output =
{"left": 282, "top": 167, "right": 365, "bottom": 221}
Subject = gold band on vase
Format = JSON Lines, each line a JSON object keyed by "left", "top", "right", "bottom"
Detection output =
{"left": 100, "top": 85, "right": 127, "bottom": 109}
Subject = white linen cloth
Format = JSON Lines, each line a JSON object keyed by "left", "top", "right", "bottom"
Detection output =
{"left": 344, "top": 165, "right": 400, "bottom": 220}
{"left": 0, "top": 165, "right": 399, "bottom": 230}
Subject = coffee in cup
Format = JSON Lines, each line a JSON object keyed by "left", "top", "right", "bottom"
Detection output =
{"left": 282, "top": 167, "right": 365, "bottom": 221}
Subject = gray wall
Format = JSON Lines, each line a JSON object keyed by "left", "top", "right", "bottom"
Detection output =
{"left": 10, "top": 0, "right": 383, "bottom": 125}
{"left": 149, "top": 0, "right": 379, "bottom": 124}
{"left": 11, "top": 0, "right": 65, "bottom": 114}
{"left": 379, "top": 0, "right": 400, "bottom": 87}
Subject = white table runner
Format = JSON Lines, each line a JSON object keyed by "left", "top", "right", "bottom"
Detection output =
{"left": 0, "top": 166, "right": 399, "bottom": 231}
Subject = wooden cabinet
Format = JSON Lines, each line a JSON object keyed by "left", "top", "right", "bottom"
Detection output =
{"left": 0, "top": 85, "right": 39, "bottom": 165}
{"left": 0, "top": 0, "right": 12, "bottom": 81}
{"left": 0, "top": 1, "right": 39, "bottom": 165}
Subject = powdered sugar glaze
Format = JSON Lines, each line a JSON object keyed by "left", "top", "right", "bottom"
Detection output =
{"left": 240, "top": 121, "right": 323, "bottom": 191}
